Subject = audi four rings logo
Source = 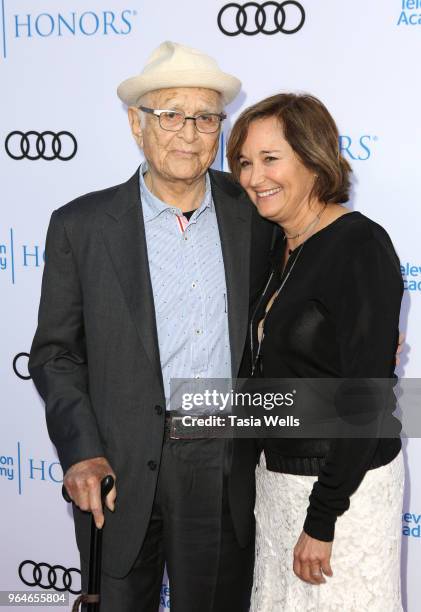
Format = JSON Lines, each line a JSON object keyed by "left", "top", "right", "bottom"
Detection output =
{"left": 5, "top": 131, "right": 78, "bottom": 161}
{"left": 19, "top": 561, "right": 81, "bottom": 594}
{"left": 217, "top": 1, "right": 305, "bottom": 36}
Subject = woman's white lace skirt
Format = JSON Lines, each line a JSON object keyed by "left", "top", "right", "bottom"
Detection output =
{"left": 250, "top": 451, "right": 404, "bottom": 612}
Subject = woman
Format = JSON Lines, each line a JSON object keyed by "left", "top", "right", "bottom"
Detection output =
{"left": 227, "top": 94, "right": 404, "bottom": 611}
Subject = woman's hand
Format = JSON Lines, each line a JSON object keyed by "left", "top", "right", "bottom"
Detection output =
{"left": 293, "top": 531, "right": 333, "bottom": 585}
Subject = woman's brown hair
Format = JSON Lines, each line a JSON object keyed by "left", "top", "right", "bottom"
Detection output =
{"left": 226, "top": 93, "right": 352, "bottom": 204}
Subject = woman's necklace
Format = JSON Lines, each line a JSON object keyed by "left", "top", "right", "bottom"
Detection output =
{"left": 250, "top": 203, "right": 327, "bottom": 376}
{"left": 251, "top": 242, "right": 304, "bottom": 375}
{"left": 283, "top": 203, "right": 327, "bottom": 240}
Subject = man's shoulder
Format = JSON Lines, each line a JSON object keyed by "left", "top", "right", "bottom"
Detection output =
{"left": 55, "top": 183, "right": 120, "bottom": 221}
{"left": 54, "top": 171, "right": 136, "bottom": 223}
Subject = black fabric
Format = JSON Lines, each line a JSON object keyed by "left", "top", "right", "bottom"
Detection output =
{"left": 182, "top": 209, "right": 196, "bottom": 220}
{"left": 80, "top": 438, "right": 254, "bottom": 612}
{"left": 246, "top": 212, "right": 403, "bottom": 542}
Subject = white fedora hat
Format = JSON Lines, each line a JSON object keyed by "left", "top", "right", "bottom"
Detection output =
{"left": 117, "top": 41, "right": 241, "bottom": 107}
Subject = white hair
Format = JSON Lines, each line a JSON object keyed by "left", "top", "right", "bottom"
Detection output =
{"left": 137, "top": 93, "right": 151, "bottom": 128}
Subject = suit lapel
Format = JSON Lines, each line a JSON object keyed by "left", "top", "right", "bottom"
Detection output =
{"left": 210, "top": 171, "right": 252, "bottom": 378}
{"left": 100, "top": 169, "right": 163, "bottom": 387}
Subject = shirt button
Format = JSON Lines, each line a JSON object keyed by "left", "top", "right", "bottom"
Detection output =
{"left": 192, "top": 282, "right": 197, "bottom": 288}
{"left": 154, "top": 405, "right": 163, "bottom": 415}
{"left": 195, "top": 329, "right": 202, "bottom": 335}
{"left": 147, "top": 460, "right": 157, "bottom": 471}
{"left": 184, "top": 235, "right": 188, "bottom": 241}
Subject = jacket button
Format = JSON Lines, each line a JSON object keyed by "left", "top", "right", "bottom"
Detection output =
{"left": 154, "top": 405, "right": 163, "bottom": 415}
{"left": 147, "top": 460, "right": 157, "bottom": 471}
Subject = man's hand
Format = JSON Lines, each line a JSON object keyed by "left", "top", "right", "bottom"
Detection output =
{"left": 63, "top": 457, "right": 116, "bottom": 529}
{"left": 396, "top": 332, "right": 405, "bottom": 367}
{"left": 293, "top": 531, "right": 333, "bottom": 585}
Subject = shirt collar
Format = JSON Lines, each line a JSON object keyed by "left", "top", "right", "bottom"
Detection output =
{"left": 139, "top": 160, "right": 213, "bottom": 223}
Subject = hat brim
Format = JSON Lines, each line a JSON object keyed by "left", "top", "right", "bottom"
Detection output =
{"left": 117, "top": 70, "right": 241, "bottom": 107}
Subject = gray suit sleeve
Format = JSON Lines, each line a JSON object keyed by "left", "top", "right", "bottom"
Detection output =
{"left": 28, "top": 209, "right": 105, "bottom": 473}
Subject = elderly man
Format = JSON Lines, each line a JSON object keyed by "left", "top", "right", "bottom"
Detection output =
{"left": 29, "top": 42, "right": 273, "bottom": 611}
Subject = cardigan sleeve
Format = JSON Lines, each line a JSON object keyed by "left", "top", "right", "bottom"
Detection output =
{"left": 303, "top": 232, "right": 403, "bottom": 541}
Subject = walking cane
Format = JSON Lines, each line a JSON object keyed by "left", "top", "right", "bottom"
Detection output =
{"left": 62, "top": 475, "right": 115, "bottom": 612}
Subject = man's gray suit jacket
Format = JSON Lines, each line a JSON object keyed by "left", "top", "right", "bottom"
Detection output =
{"left": 29, "top": 168, "right": 274, "bottom": 578}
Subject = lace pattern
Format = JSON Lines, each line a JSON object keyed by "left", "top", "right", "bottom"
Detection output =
{"left": 250, "top": 451, "right": 404, "bottom": 612}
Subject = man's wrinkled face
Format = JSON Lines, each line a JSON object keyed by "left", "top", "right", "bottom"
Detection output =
{"left": 129, "top": 87, "right": 223, "bottom": 184}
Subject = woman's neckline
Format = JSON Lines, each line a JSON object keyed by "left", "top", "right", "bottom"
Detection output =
{"left": 286, "top": 210, "right": 360, "bottom": 255}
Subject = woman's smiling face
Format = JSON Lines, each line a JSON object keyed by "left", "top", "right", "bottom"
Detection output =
{"left": 238, "top": 116, "right": 317, "bottom": 225}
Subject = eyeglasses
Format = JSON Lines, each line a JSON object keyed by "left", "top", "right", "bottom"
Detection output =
{"left": 138, "top": 106, "right": 226, "bottom": 134}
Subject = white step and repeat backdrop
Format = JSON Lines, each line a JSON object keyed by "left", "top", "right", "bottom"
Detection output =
{"left": 1, "top": 0, "right": 420, "bottom": 610}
